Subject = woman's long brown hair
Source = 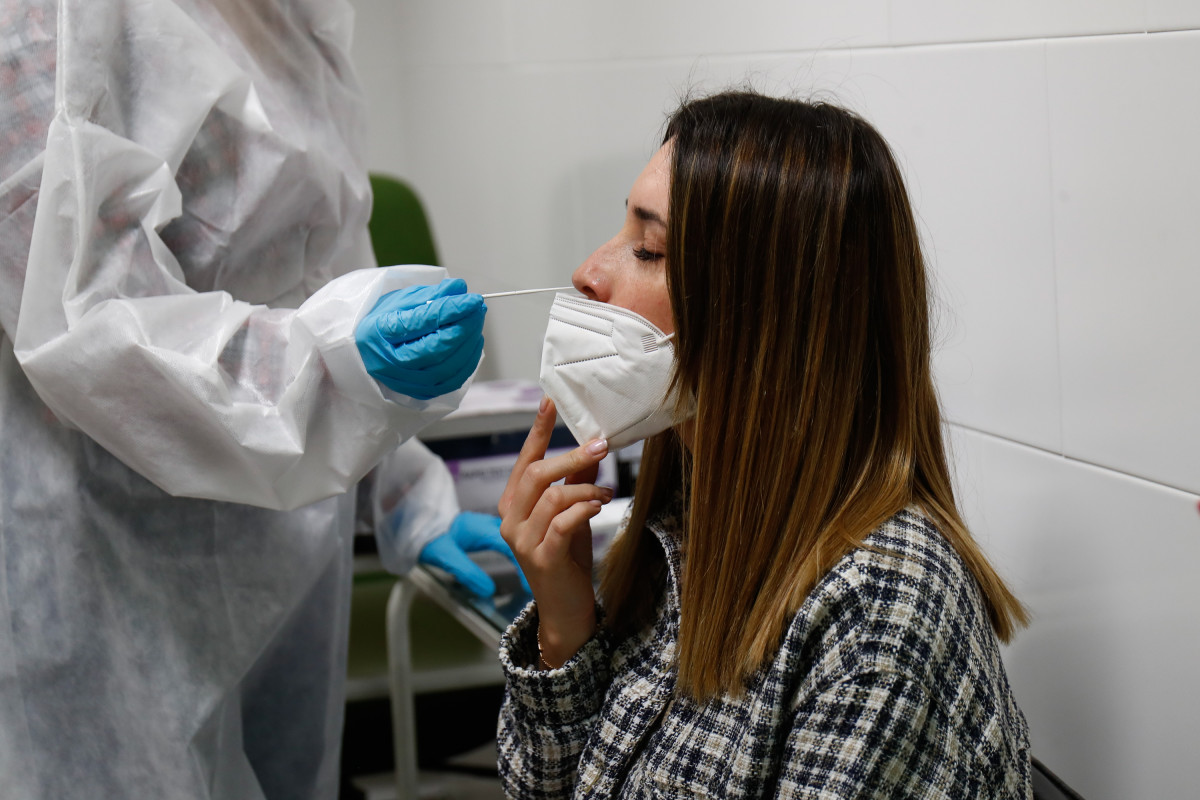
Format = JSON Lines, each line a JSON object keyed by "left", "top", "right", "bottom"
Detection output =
{"left": 599, "top": 90, "right": 1028, "bottom": 699}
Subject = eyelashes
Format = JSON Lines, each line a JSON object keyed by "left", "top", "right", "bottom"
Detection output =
{"left": 632, "top": 245, "right": 664, "bottom": 262}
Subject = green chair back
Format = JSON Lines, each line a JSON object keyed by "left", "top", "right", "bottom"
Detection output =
{"left": 368, "top": 173, "right": 439, "bottom": 267}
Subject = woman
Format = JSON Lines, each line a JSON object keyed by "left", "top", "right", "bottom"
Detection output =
{"left": 497, "top": 90, "right": 1032, "bottom": 799}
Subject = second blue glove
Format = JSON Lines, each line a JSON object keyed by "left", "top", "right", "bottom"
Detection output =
{"left": 356, "top": 278, "right": 486, "bottom": 400}
{"left": 419, "top": 512, "right": 531, "bottom": 599}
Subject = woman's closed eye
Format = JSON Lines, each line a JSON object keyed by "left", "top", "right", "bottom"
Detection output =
{"left": 632, "top": 245, "right": 663, "bottom": 262}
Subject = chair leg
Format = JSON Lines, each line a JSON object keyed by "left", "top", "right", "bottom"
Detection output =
{"left": 386, "top": 578, "right": 420, "bottom": 800}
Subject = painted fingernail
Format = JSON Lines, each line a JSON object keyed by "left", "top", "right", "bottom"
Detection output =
{"left": 601, "top": 487, "right": 615, "bottom": 500}
{"left": 586, "top": 439, "right": 608, "bottom": 456}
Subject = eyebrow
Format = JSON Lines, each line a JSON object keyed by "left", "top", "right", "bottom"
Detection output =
{"left": 626, "top": 199, "right": 667, "bottom": 228}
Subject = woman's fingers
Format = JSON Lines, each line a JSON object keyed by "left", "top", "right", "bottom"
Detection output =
{"left": 496, "top": 395, "right": 613, "bottom": 650}
{"left": 514, "top": 483, "right": 613, "bottom": 554}
{"left": 539, "top": 500, "right": 605, "bottom": 564}
{"left": 516, "top": 438, "right": 609, "bottom": 501}
{"left": 498, "top": 396, "right": 558, "bottom": 517}
{"left": 505, "top": 440, "right": 609, "bottom": 526}
{"left": 565, "top": 460, "right": 600, "bottom": 486}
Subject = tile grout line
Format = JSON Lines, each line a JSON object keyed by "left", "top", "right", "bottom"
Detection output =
{"left": 947, "top": 421, "right": 1199, "bottom": 499}
{"left": 482, "top": 27, "right": 1199, "bottom": 71}
{"left": 1040, "top": 39, "right": 1069, "bottom": 470}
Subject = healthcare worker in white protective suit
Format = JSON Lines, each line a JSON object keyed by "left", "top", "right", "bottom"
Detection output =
{"left": 0, "top": 1, "right": 520, "bottom": 798}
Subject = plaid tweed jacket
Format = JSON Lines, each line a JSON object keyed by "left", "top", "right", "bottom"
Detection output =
{"left": 497, "top": 506, "right": 1032, "bottom": 799}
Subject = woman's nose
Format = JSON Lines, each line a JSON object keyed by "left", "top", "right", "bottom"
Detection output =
{"left": 571, "top": 244, "right": 611, "bottom": 302}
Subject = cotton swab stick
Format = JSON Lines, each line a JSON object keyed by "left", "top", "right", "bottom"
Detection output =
{"left": 481, "top": 286, "right": 574, "bottom": 299}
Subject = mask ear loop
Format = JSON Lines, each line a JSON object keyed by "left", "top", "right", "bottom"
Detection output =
{"left": 642, "top": 331, "right": 676, "bottom": 353}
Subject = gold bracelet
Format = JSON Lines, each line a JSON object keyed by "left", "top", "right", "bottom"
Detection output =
{"left": 536, "top": 626, "right": 554, "bottom": 671}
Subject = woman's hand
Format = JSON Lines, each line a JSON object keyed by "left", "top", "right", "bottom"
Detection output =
{"left": 499, "top": 397, "right": 612, "bottom": 668}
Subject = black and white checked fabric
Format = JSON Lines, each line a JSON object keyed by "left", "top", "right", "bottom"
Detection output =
{"left": 498, "top": 506, "right": 1032, "bottom": 799}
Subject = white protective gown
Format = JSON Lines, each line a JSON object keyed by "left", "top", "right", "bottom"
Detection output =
{"left": 0, "top": 1, "right": 460, "bottom": 797}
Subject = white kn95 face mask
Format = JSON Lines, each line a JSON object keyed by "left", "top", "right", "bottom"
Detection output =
{"left": 539, "top": 293, "right": 692, "bottom": 450}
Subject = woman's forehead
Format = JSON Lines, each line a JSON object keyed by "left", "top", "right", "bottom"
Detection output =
{"left": 629, "top": 143, "right": 672, "bottom": 219}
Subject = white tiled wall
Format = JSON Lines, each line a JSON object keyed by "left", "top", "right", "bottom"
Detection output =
{"left": 1046, "top": 31, "right": 1200, "bottom": 495}
{"left": 352, "top": 3, "right": 1200, "bottom": 796}
{"left": 889, "top": 1, "right": 1146, "bottom": 45}
{"left": 347, "top": 0, "right": 408, "bottom": 178}
{"left": 1148, "top": 0, "right": 1200, "bottom": 32}
{"left": 950, "top": 426, "right": 1200, "bottom": 799}
{"left": 508, "top": 0, "right": 891, "bottom": 63}
{"left": 845, "top": 41, "right": 1063, "bottom": 452}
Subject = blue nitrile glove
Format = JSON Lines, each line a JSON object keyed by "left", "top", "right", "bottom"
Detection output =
{"left": 356, "top": 278, "right": 486, "bottom": 400}
{"left": 419, "top": 512, "right": 532, "bottom": 599}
